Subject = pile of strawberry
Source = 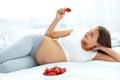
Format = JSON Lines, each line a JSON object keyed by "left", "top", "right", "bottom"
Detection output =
{"left": 43, "top": 66, "right": 66, "bottom": 76}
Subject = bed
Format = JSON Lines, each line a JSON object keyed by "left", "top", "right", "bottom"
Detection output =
{"left": 0, "top": 27, "right": 120, "bottom": 80}
{"left": 1, "top": 60, "right": 120, "bottom": 80}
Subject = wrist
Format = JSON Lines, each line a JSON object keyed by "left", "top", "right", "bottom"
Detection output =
{"left": 55, "top": 17, "right": 62, "bottom": 21}
{"left": 100, "top": 46, "right": 111, "bottom": 53}
{"left": 100, "top": 46, "right": 106, "bottom": 51}
{"left": 53, "top": 17, "right": 62, "bottom": 24}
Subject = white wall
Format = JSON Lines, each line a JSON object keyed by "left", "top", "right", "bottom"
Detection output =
{"left": 0, "top": 0, "right": 120, "bottom": 38}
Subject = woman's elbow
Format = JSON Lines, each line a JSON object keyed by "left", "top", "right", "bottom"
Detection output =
{"left": 115, "top": 58, "right": 120, "bottom": 62}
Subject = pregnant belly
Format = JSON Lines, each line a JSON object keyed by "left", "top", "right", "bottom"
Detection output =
{"left": 34, "top": 36, "right": 66, "bottom": 64}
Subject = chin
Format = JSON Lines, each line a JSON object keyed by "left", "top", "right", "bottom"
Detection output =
{"left": 81, "top": 37, "right": 85, "bottom": 41}
{"left": 81, "top": 40, "right": 92, "bottom": 51}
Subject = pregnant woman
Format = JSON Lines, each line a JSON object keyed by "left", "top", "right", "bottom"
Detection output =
{"left": 0, "top": 8, "right": 120, "bottom": 73}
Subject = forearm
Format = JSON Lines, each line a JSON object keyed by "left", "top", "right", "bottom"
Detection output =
{"left": 45, "top": 18, "right": 61, "bottom": 36}
{"left": 101, "top": 47, "right": 120, "bottom": 62}
{"left": 93, "top": 52, "right": 117, "bottom": 62}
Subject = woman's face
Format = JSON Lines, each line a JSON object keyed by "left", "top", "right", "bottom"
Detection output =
{"left": 82, "top": 27, "right": 99, "bottom": 48}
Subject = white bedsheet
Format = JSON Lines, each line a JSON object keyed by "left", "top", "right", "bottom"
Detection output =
{"left": 0, "top": 28, "right": 120, "bottom": 80}
{"left": 1, "top": 60, "right": 120, "bottom": 80}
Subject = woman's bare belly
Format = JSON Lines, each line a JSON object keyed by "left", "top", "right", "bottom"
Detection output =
{"left": 34, "top": 36, "right": 66, "bottom": 65}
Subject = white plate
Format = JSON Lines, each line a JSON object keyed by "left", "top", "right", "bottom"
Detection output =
{"left": 60, "top": 75, "right": 87, "bottom": 80}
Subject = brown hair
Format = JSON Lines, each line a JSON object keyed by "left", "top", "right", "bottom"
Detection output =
{"left": 97, "top": 26, "right": 112, "bottom": 53}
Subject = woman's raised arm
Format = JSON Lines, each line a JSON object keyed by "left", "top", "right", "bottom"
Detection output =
{"left": 45, "top": 8, "right": 73, "bottom": 39}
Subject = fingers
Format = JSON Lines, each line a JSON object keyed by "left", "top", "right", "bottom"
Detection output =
{"left": 56, "top": 8, "right": 71, "bottom": 19}
{"left": 57, "top": 8, "right": 65, "bottom": 15}
{"left": 92, "top": 46, "right": 97, "bottom": 51}
{"left": 92, "top": 46, "right": 100, "bottom": 51}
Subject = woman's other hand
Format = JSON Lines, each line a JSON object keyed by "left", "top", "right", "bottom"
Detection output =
{"left": 92, "top": 46, "right": 102, "bottom": 51}
{"left": 93, "top": 46, "right": 109, "bottom": 53}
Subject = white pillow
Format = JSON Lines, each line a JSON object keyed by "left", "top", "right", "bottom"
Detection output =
{"left": 4, "top": 27, "right": 46, "bottom": 46}
{"left": 0, "top": 38, "right": 6, "bottom": 50}
{"left": 113, "top": 47, "right": 120, "bottom": 52}
{"left": 112, "top": 40, "right": 120, "bottom": 47}
{"left": 111, "top": 32, "right": 120, "bottom": 41}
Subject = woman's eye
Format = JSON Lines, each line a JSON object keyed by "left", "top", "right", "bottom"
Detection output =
{"left": 91, "top": 33, "right": 94, "bottom": 37}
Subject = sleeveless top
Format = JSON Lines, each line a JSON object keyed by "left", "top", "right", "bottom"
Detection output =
{"left": 57, "top": 28, "right": 97, "bottom": 62}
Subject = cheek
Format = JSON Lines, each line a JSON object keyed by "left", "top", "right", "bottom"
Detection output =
{"left": 86, "top": 39, "right": 96, "bottom": 45}
{"left": 82, "top": 37, "right": 96, "bottom": 45}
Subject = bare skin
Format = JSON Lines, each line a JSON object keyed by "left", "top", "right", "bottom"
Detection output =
{"left": 35, "top": 8, "right": 120, "bottom": 65}
{"left": 35, "top": 8, "right": 73, "bottom": 64}
{"left": 34, "top": 36, "right": 66, "bottom": 64}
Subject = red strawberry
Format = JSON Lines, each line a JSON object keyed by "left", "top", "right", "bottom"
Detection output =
{"left": 45, "top": 67, "right": 50, "bottom": 73}
{"left": 47, "top": 72, "right": 56, "bottom": 76}
{"left": 65, "top": 8, "right": 71, "bottom": 12}
{"left": 59, "top": 68, "right": 66, "bottom": 74}
{"left": 50, "top": 67, "right": 55, "bottom": 72}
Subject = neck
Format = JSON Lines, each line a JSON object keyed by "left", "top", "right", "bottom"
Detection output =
{"left": 81, "top": 40, "right": 92, "bottom": 51}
